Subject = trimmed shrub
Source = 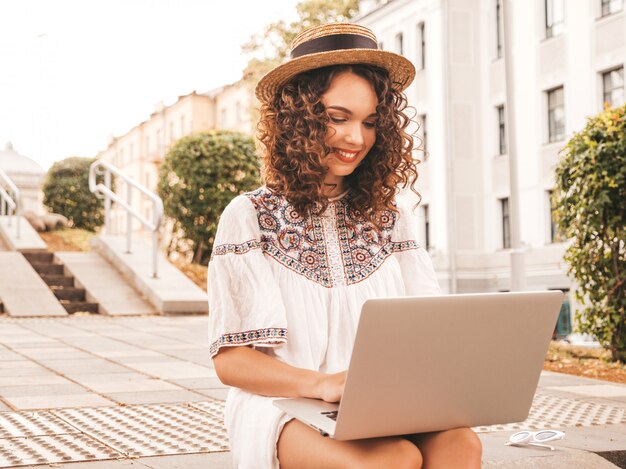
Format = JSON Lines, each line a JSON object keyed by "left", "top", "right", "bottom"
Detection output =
{"left": 42, "top": 157, "right": 103, "bottom": 231}
{"left": 157, "top": 130, "right": 261, "bottom": 264}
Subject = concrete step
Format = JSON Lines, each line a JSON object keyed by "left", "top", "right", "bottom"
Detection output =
{"left": 30, "top": 263, "right": 65, "bottom": 275}
{"left": 41, "top": 274, "right": 74, "bottom": 287}
{"left": 61, "top": 301, "right": 99, "bottom": 314}
{"left": 55, "top": 252, "right": 157, "bottom": 316}
{"left": 52, "top": 287, "right": 86, "bottom": 301}
{"left": 90, "top": 235, "right": 207, "bottom": 315}
{"left": 22, "top": 251, "right": 54, "bottom": 264}
{"left": 0, "top": 216, "right": 47, "bottom": 251}
{"left": 0, "top": 252, "right": 68, "bottom": 317}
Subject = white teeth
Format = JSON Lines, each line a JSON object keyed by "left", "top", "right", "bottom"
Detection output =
{"left": 336, "top": 150, "right": 358, "bottom": 159}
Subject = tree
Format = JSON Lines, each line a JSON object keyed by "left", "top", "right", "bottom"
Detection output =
{"left": 553, "top": 104, "right": 626, "bottom": 362}
{"left": 157, "top": 131, "right": 261, "bottom": 264}
{"left": 42, "top": 157, "right": 104, "bottom": 231}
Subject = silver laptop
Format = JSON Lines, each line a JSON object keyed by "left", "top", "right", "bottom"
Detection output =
{"left": 274, "top": 291, "right": 564, "bottom": 440}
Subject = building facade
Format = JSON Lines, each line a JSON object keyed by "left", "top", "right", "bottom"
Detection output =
{"left": 96, "top": 83, "right": 255, "bottom": 234}
{"left": 357, "top": 0, "right": 625, "bottom": 329}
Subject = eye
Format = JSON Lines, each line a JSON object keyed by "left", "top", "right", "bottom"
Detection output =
{"left": 329, "top": 115, "right": 347, "bottom": 124}
{"left": 363, "top": 121, "right": 377, "bottom": 129}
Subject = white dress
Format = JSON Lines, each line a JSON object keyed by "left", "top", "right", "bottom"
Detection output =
{"left": 208, "top": 186, "right": 441, "bottom": 469}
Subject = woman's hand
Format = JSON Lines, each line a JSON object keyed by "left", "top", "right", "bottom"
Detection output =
{"left": 316, "top": 371, "right": 347, "bottom": 403}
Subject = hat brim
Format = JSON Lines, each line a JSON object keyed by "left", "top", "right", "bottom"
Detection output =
{"left": 255, "top": 49, "right": 416, "bottom": 103}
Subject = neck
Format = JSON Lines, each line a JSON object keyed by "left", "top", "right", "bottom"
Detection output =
{"left": 322, "top": 183, "right": 346, "bottom": 198}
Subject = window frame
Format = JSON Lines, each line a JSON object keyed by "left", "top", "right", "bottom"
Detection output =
{"left": 418, "top": 113, "right": 428, "bottom": 160}
{"left": 423, "top": 204, "right": 431, "bottom": 251}
{"left": 497, "top": 104, "right": 506, "bottom": 155}
{"left": 602, "top": 66, "right": 624, "bottom": 108}
{"left": 547, "top": 86, "right": 565, "bottom": 143}
{"left": 496, "top": 0, "right": 503, "bottom": 59}
{"left": 500, "top": 197, "right": 511, "bottom": 249}
{"left": 545, "top": 0, "right": 565, "bottom": 39}
{"left": 395, "top": 32, "right": 404, "bottom": 56}
{"left": 600, "top": 0, "right": 623, "bottom": 17}
{"left": 416, "top": 22, "right": 426, "bottom": 70}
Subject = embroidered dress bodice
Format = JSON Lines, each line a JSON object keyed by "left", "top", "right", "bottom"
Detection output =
{"left": 207, "top": 186, "right": 441, "bottom": 469}
{"left": 215, "top": 187, "right": 419, "bottom": 289}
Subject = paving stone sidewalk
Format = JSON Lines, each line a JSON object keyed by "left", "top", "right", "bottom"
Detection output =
{"left": 0, "top": 315, "right": 624, "bottom": 468}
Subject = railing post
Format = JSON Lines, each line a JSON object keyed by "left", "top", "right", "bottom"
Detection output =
{"left": 152, "top": 229, "right": 158, "bottom": 278}
{"left": 104, "top": 170, "right": 111, "bottom": 235}
{"left": 126, "top": 182, "right": 132, "bottom": 254}
{"left": 15, "top": 199, "right": 20, "bottom": 239}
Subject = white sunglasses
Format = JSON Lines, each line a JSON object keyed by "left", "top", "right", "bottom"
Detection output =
{"left": 505, "top": 430, "right": 565, "bottom": 450}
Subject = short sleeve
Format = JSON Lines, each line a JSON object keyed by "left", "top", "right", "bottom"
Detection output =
{"left": 208, "top": 195, "right": 287, "bottom": 359}
{"left": 392, "top": 197, "right": 442, "bottom": 296}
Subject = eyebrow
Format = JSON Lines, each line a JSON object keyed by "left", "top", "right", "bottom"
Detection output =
{"left": 327, "top": 105, "right": 377, "bottom": 118}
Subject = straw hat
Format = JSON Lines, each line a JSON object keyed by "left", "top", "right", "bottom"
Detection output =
{"left": 255, "top": 23, "right": 416, "bottom": 103}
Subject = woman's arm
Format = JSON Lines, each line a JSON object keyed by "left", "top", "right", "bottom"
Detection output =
{"left": 213, "top": 346, "right": 345, "bottom": 402}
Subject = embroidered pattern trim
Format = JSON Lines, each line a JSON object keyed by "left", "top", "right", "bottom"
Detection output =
{"left": 211, "top": 239, "right": 261, "bottom": 259}
{"left": 209, "top": 327, "right": 288, "bottom": 358}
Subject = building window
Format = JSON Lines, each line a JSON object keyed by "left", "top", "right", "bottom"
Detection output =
{"left": 497, "top": 105, "right": 506, "bottom": 155}
{"left": 118, "top": 149, "right": 124, "bottom": 167}
{"left": 418, "top": 114, "right": 427, "bottom": 160}
{"left": 416, "top": 23, "right": 425, "bottom": 70}
{"left": 221, "top": 108, "right": 228, "bottom": 128}
{"left": 129, "top": 143, "right": 134, "bottom": 161}
{"left": 547, "top": 86, "right": 565, "bottom": 143}
{"left": 603, "top": 67, "right": 624, "bottom": 108}
{"left": 423, "top": 204, "right": 431, "bottom": 251}
{"left": 500, "top": 198, "right": 511, "bottom": 249}
{"left": 545, "top": 0, "right": 564, "bottom": 38}
{"left": 169, "top": 122, "right": 175, "bottom": 143}
{"left": 496, "top": 0, "right": 503, "bottom": 59}
{"left": 180, "top": 115, "right": 186, "bottom": 136}
{"left": 145, "top": 136, "right": 150, "bottom": 155}
{"left": 395, "top": 32, "right": 404, "bottom": 55}
{"left": 601, "top": 0, "right": 623, "bottom": 16}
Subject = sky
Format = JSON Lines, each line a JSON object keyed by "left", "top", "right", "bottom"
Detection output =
{"left": 0, "top": 0, "right": 299, "bottom": 170}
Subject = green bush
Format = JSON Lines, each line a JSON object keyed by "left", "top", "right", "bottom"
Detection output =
{"left": 42, "top": 157, "right": 104, "bottom": 232}
{"left": 157, "top": 130, "right": 261, "bottom": 264}
{"left": 553, "top": 104, "right": 626, "bottom": 362}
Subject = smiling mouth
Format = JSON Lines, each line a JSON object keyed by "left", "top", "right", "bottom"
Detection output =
{"left": 333, "top": 149, "right": 360, "bottom": 162}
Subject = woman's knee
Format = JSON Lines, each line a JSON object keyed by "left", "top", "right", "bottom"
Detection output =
{"left": 445, "top": 428, "right": 483, "bottom": 459}
{"left": 352, "top": 438, "right": 422, "bottom": 469}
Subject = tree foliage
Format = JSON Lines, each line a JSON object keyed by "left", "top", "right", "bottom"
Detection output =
{"left": 157, "top": 131, "right": 260, "bottom": 264}
{"left": 553, "top": 104, "right": 626, "bottom": 362}
{"left": 42, "top": 157, "right": 104, "bottom": 231}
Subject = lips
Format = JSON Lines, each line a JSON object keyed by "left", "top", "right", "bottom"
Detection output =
{"left": 333, "top": 148, "right": 360, "bottom": 163}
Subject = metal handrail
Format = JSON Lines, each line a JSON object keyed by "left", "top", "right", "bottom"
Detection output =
{"left": 89, "top": 160, "right": 164, "bottom": 278}
{"left": 0, "top": 167, "right": 20, "bottom": 239}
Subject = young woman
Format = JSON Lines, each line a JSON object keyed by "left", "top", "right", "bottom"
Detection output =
{"left": 209, "top": 23, "right": 483, "bottom": 469}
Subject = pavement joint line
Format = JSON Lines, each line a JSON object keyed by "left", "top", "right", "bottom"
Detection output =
{"left": 0, "top": 340, "right": 119, "bottom": 409}
{"left": 14, "top": 319, "right": 178, "bottom": 382}
{"left": 6, "top": 316, "right": 217, "bottom": 398}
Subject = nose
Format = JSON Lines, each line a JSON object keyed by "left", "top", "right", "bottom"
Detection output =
{"left": 345, "top": 123, "right": 364, "bottom": 146}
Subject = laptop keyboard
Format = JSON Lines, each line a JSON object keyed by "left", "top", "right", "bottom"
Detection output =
{"left": 321, "top": 411, "right": 338, "bottom": 421}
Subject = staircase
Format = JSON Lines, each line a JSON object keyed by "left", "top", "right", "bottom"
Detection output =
{"left": 22, "top": 252, "right": 99, "bottom": 314}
